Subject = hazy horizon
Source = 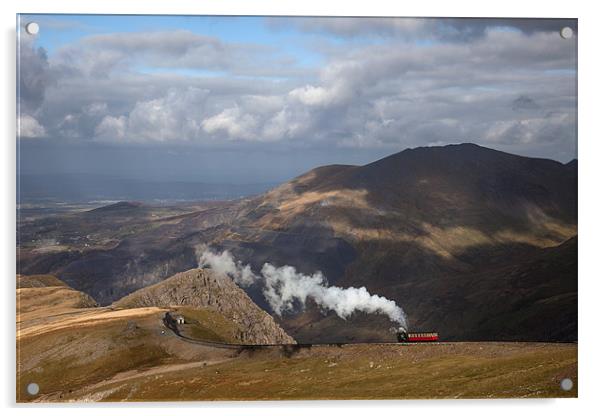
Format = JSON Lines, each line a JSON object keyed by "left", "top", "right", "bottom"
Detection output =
{"left": 17, "top": 142, "right": 578, "bottom": 204}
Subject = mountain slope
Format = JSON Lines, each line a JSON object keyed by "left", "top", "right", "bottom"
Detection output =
{"left": 210, "top": 144, "right": 577, "bottom": 341}
{"left": 17, "top": 274, "right": 98, "bottom": 324}
{"left": 114, "top": 268, "right": 295, "bottom": 345}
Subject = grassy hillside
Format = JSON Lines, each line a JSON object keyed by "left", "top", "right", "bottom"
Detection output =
{"left": 173, "top": 306, "right": 240, "bottom": 343}
{"left": 22, "top": 342, "right": 577, "bottom": 402}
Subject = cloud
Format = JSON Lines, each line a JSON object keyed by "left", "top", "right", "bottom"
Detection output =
{"left": 89, "top": 28, "right": 575, "bottom": 157}
{"left": 18, "top": 115, "right": 46, "bottom": 138}
{"left": 202, "top": 107, "right": 259, "bottom": 141}
{"left": 54, "top": 30, "right": 300, "bottom": 79}
{"left": 275, "top": 28, "right": 576, "bottom": 151}
{"left": 94, "top": 87, "right": 209, "bottom": 142}
{"left": 271, "top": 17, "right": 577, "bottom": 41}
{"left": 512, "top": 95, "right": 540, "bottom": 111}
{"left": 94, "top": 115, "right": 127, "bottom": 140}
{"left": 17, "top": 34, "right": 53, "bottom": 139}
{"left": 289, "top": 84, "right": 349, "bottom": 107}
{"left": 18, "top": 37, "right": 53, "bottom": 114}
{"left": 484, "top": 112, "right": 575, "bottom": 145}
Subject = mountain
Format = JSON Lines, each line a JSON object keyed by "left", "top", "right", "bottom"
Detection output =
{"left": 114, "top": 268, "right": 295, "bottom": 345}
{"left": 209, "top": 144, "right": 577, "bottom": 341}
{"left": 17, "top": 144, "right": 577, "bottom": 342}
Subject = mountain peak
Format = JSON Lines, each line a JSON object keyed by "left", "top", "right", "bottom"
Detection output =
{"left": 114, "top": 268, "right": 295, "bottom": 345}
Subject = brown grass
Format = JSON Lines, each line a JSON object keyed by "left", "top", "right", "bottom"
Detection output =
{"left": 17, "top": 318, "right": 175, "bottom": 402}
{"left": 81, "top": 342, "right": 577, "bottom": 401}
{"left": 18, "top": 305, "right": 166, "bottom": 339}
{"left": 174, "top": 306, "right": 240, "bottom": 343}
{"left": 17, "top": 286, "right": 98, "bottom": 324}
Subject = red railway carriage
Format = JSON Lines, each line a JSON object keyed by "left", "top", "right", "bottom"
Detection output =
{"left": 397, "top": 331, "right": 439, "bottom": 342}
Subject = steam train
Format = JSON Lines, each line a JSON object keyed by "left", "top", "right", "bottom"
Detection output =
{"left": 397, "top": 330, "right": 439, "bottom": 343}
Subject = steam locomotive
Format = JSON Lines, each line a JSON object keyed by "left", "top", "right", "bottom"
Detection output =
{"left": 397, "top": 330, "right": 439, "bottom": 342}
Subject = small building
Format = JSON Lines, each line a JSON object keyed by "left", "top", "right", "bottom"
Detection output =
{"left": 173, "top": 314, "right": 185, "bottom": 325}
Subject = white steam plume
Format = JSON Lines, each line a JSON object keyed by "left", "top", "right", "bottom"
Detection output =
{"left": 198, "top": 247, "right": 407, "bottom": 330}
{"left": 197, "top": 248, "right": 256, "bottom": 286}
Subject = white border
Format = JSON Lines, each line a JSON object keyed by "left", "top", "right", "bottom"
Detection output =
{"left": 2, "top": 1, "right": 601, "bottom": 415}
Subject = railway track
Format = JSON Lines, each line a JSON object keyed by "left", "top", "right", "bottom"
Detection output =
{"left": 160, "top": 316, "right": 419, "bottom": 349}
{"left": 161, "top": 318, "right": 346, "bottom": 349}
{"left": 162, "top": 318, "right": 576, "bottom": 350}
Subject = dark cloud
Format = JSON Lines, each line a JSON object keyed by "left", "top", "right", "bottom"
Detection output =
{"left": 268, "top": 17, "right": 577, "bottom": 42}
{"left": 512, "top": 95, "right": 540, "bottom": 111}
{"left": 17, "top": 34, "right": 54, "bottom": 138}
{"left": 18, "top": 37, "right": 52, "bottom": 114}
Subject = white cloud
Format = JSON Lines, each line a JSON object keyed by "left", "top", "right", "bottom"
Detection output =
{"left": 18, "top": 115, "right": 46, "bottom": 138}
{"left": 261, "top": 106, "right": 309, "bottom": 141}
{"left": 484, "top": 112, "right": 574, "bottom": 145}
{"left": 202, "top": 107, "right": 259, "bottom": 141}
{"left": 84, "top": 102, "right": 108, "bottom": 115}
{"left": 95, "top": 115, "right": 126, "bottom": 140}
{"left": 289, "top": 85, "right": 332, "bottom": 106}
{"left": 94, "top": 87, "right": 208, "bottom": 142}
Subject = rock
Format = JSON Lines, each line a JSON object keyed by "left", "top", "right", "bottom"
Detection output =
{"left": 114, "top": 268, "right": 295, "bottom": 345}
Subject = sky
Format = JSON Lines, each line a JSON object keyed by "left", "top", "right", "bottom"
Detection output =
{"left": 17, "top": 15, "right": 577, "bottom": 185}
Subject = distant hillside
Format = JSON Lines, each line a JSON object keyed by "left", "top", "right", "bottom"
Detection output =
{"left": 17, "top": 274, "right": 98, "bottom": 323}
{"left": 114, "top": 269, "right": 295, "bottom": 345}
{"left": 87, "top": 201, "right": 144, "bottom": 214}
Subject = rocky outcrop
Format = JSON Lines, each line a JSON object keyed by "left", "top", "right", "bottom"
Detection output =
{"left": 114, "top": 268, "right": 295, "bottom": 345}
